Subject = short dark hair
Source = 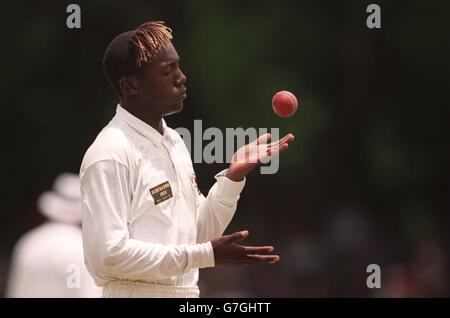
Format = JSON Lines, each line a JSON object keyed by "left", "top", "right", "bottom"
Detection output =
{"left": 102, "top": 21, "right": 173, "bottom": 97}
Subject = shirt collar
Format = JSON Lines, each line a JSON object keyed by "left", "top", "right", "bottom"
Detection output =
{"left": 116, "top": 104, "right": 168, "bottom": 146}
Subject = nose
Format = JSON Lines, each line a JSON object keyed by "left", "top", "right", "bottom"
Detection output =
{"left": 175, "top": 68, "right": 187, "bottom": 86}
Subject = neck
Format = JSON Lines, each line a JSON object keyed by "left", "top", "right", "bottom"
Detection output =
{"left": 121, "top": 100, "right": 164, "bottom": 135}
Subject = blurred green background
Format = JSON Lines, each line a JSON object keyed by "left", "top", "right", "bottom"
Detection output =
{"left": 1, "top": 0, "right": 449, "bottom": 297}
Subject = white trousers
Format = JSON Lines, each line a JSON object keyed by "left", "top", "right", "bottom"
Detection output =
{"left": 102, "top": 280, "right": 200, "bottom": 298}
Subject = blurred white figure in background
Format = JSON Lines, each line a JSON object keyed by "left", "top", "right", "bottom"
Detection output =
{"left": 6, "top": 173, "right": 102, "bottom": 298}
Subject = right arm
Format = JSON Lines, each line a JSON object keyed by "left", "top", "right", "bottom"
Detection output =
{"left": 80, "top": 160, "right": 214, "bottom": 282}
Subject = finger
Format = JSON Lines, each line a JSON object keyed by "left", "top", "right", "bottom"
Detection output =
{"left": 266, "top": 143, "right": 289, "bottom": 157}
{"left": 269, "top": 133, "right": 295, "bottom": 148}
{"left": 282, "top": 133, "right": 295, "bottom": 143}
{"left": 277, "top": 143, "right": 289, "bottom": 154}
{"left": 224, "top": 230, "right": 249, "bottom": 244}
{"left": 259, "top": 134, "right": 293, "bottom": 161}
{"left": 269, "top": 143, "right": 289, "bottom": 155}
{"left": 243, "top": 246, "right": 274, "bottom": 253}
{"left": 256, "top": 133, "right": 272, "bottom": 145}
{"left": 244, "top": 255, "right": 280, "bottom": 264}
{"left": 274, "top": 134, "right": 294, "bottom": 146}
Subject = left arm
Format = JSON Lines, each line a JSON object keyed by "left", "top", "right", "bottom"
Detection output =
{"left": 196, "top": 133, "right": 294, "bottom": 243}
{"left": 195, "top": 170, "right": 245, "bottom": 244}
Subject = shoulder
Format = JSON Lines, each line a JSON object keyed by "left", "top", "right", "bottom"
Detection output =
{"left": 80, "top": 121, "right": 133, "bottom": 177}
{"left": 166, "top": 127, "right": 189, "bottom": 151}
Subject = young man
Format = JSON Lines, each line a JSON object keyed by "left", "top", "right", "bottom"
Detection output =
{"left": 80, "top": 21, "right": 294, "bottom": 298}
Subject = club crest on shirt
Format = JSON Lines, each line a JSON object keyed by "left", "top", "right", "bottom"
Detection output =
{"left": 149, "top": 181, "right": 173, "bottom": 205}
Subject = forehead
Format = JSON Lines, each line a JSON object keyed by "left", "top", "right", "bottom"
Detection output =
{"left": 151, "top": 42, "right": 179, "bottom": 65}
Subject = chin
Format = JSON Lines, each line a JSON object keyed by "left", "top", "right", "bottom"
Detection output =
{"left": 165, "top": 103, "right": 184, "bottom": 116}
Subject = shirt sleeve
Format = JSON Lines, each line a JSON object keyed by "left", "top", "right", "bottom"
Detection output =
{"left": 195, "top": 169, "right": 246, "bottom": 243}
{"left": 80, "top": 160, "right": 214, "bottom": 283}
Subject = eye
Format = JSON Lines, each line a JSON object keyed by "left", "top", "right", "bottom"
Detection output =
{"left": 162, "top": 67, "right": 171, "bottom": 75}
{"left": 161, "top": 61, "right": 180, "bottom": 76}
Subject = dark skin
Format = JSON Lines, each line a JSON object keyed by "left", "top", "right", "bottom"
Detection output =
{"left": 120, "top": 42, "right": 187, "bottom": 134}
{"left": 119, "top": 42, "right": 294, "bottom": 266}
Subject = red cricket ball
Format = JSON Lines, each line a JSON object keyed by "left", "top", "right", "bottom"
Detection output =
{"left": 272, "top": 90, "right": 298, "bottom": 117}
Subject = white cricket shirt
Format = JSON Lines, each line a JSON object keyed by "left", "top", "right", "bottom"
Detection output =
{"left": 80, "top": 105, "right": 245, "bottom": 295}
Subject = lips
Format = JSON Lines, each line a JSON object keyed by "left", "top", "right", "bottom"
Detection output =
{"left": 178, "top": 89, "right": 187, "bottom": 100}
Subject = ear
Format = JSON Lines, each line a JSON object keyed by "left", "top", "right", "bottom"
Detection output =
{"left": 119, "top": 77, "right": 139, "bottom": 96}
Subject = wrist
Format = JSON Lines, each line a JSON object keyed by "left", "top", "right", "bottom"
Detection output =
{"left": 225, "top": 168, "right": 246, "bottom": 182}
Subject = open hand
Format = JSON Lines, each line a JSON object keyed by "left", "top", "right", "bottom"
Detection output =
{"left": 226, "top": 133, "right": 294, "bottom": 181}
{"left": 211, "top": 230, "right": 280, "bottom": 266}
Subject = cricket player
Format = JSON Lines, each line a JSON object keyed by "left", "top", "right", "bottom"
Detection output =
{"left": 80, "top": 21, "right": 294, "bottom": 298}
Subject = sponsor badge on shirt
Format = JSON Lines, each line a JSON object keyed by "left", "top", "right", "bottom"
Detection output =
{"left": 149, "top": 181, "right": 173, "bottom": 205}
